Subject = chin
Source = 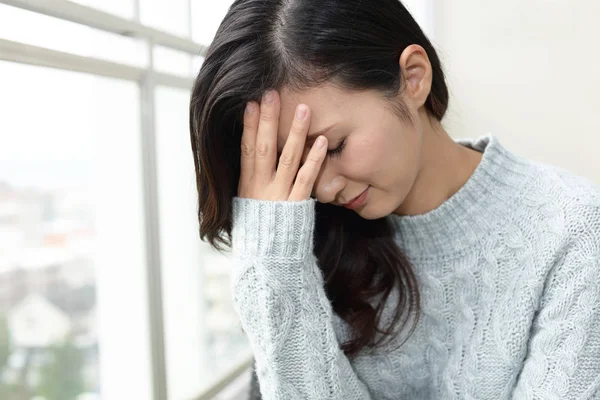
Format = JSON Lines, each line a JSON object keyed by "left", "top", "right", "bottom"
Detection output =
{"left": 354, "top": 204, "right": 390, "bottom": 220}
{"left": 355, "top": 211, "right": 380, "bottom": 220}
{"left": 355, "top": 194, "right": 406, "bottom": 220}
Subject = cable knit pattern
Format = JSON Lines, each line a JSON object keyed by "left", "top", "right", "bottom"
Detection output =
{"left": 231, "top": 134, "right": 600, "bottom": 399}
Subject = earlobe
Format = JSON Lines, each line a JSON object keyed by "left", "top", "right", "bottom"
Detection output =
{"left": 399, "top": 44, "right": 433, "bottom": 107}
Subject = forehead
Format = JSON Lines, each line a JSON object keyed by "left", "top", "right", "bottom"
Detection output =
{"left": 276, "top": 84, "right": 364, "bottom": 147}
{"left": 279, "top": 83, "right": 349, "bottom": 113}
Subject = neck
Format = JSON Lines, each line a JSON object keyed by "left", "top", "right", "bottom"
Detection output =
{"left": 389, "top": 134, "right": 533, "bottom": 258}
{"left": 394, "top": 112, "right": 483, "bottom": 216}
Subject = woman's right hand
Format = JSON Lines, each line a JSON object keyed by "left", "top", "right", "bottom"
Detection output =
{"left": 238, "top": 89, "right": 328, "bottom": 201}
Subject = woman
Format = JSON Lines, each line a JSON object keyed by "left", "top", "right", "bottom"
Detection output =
{"left": 189, "top": 0, "right": 600, "bottom": 398}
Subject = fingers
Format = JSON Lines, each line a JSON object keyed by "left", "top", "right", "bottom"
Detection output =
{"left": 288, "top": 135, "right": 328, "bottom": 201}
{"left": 239, "top": 90, "right": 324, "bottom": 202}
{"left": 239, "top": 101, "right": 259, "bottom": 193}
{"left": 274, "top": 104, "right": 310, "bottom": 188}
{"left": 254, "top": 90, "right": 280, "bottom": 185}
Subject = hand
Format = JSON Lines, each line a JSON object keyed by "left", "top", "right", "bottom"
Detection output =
{"left": 238, "top": 89, "right": 328, "bottom": 201}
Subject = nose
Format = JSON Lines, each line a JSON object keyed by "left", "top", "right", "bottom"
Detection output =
{"left": 313, "top": 173, "right": 346, "bottom": 204}
{"left": 304, "top": 151, "right": 345, "bottom": 204}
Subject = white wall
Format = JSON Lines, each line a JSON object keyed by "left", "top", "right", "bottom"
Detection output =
{"left": 402, "top": 0, "right": 435, "bottom": 39}
{"left": 433, "top": 0, "right": 600, "bottom": 183}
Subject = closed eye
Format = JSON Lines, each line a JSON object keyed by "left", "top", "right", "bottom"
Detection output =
{"left": 327, "top": 138, "right": 346, "bottom": 158}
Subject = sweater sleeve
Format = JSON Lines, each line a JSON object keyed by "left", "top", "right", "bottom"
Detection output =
{"left": 511, "top": 209, "right": 600, "bottom": 400}
{"left": 231, "top": 197, "right": 372, "bottom": 400}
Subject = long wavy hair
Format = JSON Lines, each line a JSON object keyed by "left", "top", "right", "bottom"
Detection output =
{"left": 189, "top": 0, "right": 449, "bottom": 358}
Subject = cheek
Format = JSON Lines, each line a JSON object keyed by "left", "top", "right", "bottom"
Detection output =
{"left": 348, "top": 127, "right": 418, "bottom": 187}
{"left": 346, "top": 132, "right": 393, "bottom": 176}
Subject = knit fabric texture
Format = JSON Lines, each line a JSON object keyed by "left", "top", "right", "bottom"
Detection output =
{"left": 230, "top": 135, "right": 600, "bottom": 399}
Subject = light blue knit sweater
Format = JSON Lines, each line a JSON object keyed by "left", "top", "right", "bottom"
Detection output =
{"left": 231, "top": 135, "right": 600, "bottom": 399}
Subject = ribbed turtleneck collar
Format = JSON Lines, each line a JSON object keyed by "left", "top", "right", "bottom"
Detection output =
{"left": 389, "top": 134, "right": 534, "bottom": 259}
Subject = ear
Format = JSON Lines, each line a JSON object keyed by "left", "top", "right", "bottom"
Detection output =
{"left": 399, "top": 44, "right": 433, "bottom": 109}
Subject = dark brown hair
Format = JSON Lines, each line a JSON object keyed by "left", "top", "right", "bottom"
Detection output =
{"left": 189, "top": 0, "right": 449, "bottom": 357}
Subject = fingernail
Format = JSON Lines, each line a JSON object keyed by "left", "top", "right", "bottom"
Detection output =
{"left": 245, "top": 102, "right": 254, "bottom": 115}
{"left": 316, "top": 136, "right": 326, "bottom": 148}
{"left": 263, "top": 90, "right": 274, "bottom": 104}
{"left": 296, "top": 105, "right": 307, "bottom": 120}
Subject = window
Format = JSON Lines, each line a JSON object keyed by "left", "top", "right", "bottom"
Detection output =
{"left": 0, "top": 61, "right": 152, "bottom": 399}
{"left": 191, "top": 1, "right": 234, "bottom": 46}
{"left": 153, "top": 46, "right": 193, "bottom": 77}
{"left": 155, "top": 85, "right": 250, "bottom": 399}
{"left": 0, "top": 4, "right": 147, "bottom": 67}
{"left": 141, "top": 0, "right": 191, "bottom": 38}
{"left": 71, "top": 0, "right": 136, "bottom": 20}
{"left": 0, "top": 1, "right": 251, "bottom": 399}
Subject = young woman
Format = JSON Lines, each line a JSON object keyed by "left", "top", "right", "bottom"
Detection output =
{"left": 189, "top": 0, "right": 600, "bottom": 398}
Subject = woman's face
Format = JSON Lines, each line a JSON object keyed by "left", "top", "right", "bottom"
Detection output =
{"left": 276, "top": 83, "right": 425, "bottom": 220}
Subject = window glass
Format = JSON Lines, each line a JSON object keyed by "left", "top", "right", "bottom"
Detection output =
{"left": 0, "top": 60, "right": 152, "bottom": 400}
{"left": 0, "top": 4, "right": 148, "bottom": 67}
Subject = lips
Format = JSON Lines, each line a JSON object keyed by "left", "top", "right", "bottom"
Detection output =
{"left": 345, "top": 191, "right": 364, "bottom": 205}
{"left": 343, "top": 187, "right": 369, "bottom": 209}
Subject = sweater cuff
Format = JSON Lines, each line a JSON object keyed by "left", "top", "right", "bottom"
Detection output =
{"left": 231, "top": 197, "right": 316, "bottom": 259}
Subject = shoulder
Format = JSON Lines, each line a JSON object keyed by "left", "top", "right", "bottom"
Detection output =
{"left": 538, "top": 162, "right": 600, "bottom": 205}
{"left": 523, "top": 162, "right": 600, "bottom": 277}
{"left": 509, "top": 163, "right": 600, "bottom": 316}
{"left": 520, "top": 160, "right": 600, "bottom": 235}
{"left": 501, "top": 158, "right": 600, "bottom": 276}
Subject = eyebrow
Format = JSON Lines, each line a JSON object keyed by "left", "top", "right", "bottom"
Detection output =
{"left": 277, "top": 123, "right": 338, "bottom": 154}
{"left": 308, "top": 123, "right": 337, "bottom": 139}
